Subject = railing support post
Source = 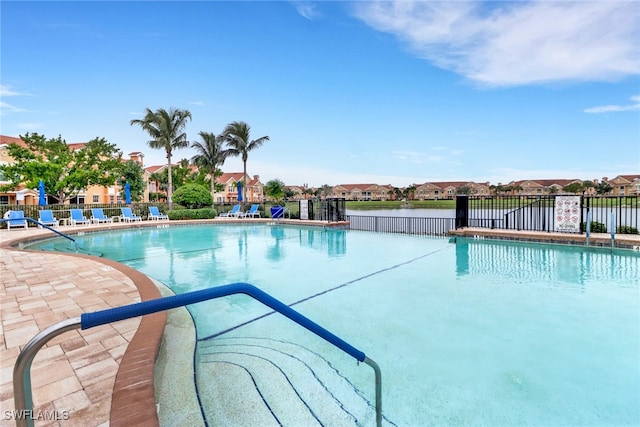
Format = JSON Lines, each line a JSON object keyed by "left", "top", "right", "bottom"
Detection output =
{"left": 13, "top": 317, "right": 82, "bottom": 427}
{"left": 364, "top": 356, "right": 383, "bottom": 427}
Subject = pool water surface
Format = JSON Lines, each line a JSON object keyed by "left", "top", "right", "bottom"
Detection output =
{"left": 29, "top": 224, "right": 640, "bottom": 426}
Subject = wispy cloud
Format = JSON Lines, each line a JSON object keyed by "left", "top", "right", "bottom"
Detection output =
{"left": 0, "top": 85, "right": 30, "bottom": 97}
{"left": 584, "top": 95, "right": 640, "bottom": 113}
{"left": 17, "top": 123, "right": 43, "bottom": 131}
{"left": 0, "top": 85, "right": 32, "bottom": 115}
{"left": 189, "top": 101, "right": 205, "bottom": 107}
{"left": 392, "top": 149, "right": 449, "bottom": 164}
{"left": 290, "top": 1, "right": 320, "bottom": 20}
{"left": 0, "top": 101, "right": 27, "bottom": 116}
{"left": 353, "top": 1, "right": 640, "bottom": 86}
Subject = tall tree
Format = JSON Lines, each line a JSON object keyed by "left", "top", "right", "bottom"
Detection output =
{"left": 0, "top": 133, "right": 122, "bottom": 203}
{"left": 223, "top": 121, "right": 269, "bottom": 201}
{"left": 191, "top": 131, "right": 230, "bottom": 204}
{"left": 596, "top": 179, "right": 613, "bottom": 195}
{"left": 130, "top": 107, "right": 192, "bottom": 208}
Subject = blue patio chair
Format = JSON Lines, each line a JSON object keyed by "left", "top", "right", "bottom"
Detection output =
{"left": 120, "top": 207, "right": 142, "bottom": 222}
{"left": 244, "top": 204, "right": 261, "bottom": 218}
{"left": 91, "top": 208, "right": 113, "bottom": 224}
{"left": 69, "top": 209, "right": 90, "bottom": 226}
{"left": 38, "top": 210, "right": 59, "bottom": 227}
{"left": 219, "top": 205, "right": 241, "bottom": 218}
{"left": 148, "top": 206, "right": 169, "bottom": 221}
{"left": 6, "top": 210, "right": 28, "bottom": 230}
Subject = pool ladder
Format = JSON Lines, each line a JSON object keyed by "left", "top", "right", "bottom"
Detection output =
{"left": 13, "top": 283, "right": 382, "bottom": 427}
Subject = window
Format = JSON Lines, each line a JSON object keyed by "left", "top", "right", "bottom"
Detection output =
{"left": 0, "top": 196, "right": 8, "bottom": 204}
{"left": 93, "top": 195, "right": 99, "bottom": 203}
{"left": 109, "top": 196, "right": 115, "bottom": 204}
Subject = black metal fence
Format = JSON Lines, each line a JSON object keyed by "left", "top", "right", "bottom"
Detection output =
{"left": 347, "top": 195, "right": 638, "bottom": 237}
{"left": 461, "top": 195, "right": 638, "bottom": 234}
{"left": 347, "top": 215, "right": 455, "bottom": 236}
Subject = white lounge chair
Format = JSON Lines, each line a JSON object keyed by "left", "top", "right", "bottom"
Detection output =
{"left": 120, "top": 207, "right": 142, "bottom": 222}
{"left": 91, "top": 208, "right": 114, "bottom": 224}
{"left": 244, "top": 204, "right": 261, "bottom": 218}
{"left": 219, "top": 205, "right": 241, "bottom": 218}
{"left": 7, "top": 210, "right": 28, "bottom": 230}
{"left": 148, "top": 206, "right": 169, "bottom": 221}
{"left": 69, "top": 209, "right": 90, "bottom": 226}
{"left": 38, "top": 210, "right": 59, "bottom": 227}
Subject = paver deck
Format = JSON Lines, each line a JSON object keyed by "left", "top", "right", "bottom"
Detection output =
{"left": 1, "top": 223, "right": 165, "bottom": 427}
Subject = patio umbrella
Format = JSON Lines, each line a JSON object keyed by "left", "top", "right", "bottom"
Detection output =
{"left": 38, "top": 180, "right": 46, "bottom": 206}
{"left": 125, "top": 182, "right": 131, "bottom": 204}
{"left": 237, "top": 182, "right": 243, "bottom": 202}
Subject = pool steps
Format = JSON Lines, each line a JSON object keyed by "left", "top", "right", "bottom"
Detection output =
{"left": 198, "top": 337, "right": 385, "bottom": 425}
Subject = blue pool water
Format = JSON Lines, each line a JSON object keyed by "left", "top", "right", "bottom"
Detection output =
{"left": 29, "top": 224, "right": 640, "bottom": 426}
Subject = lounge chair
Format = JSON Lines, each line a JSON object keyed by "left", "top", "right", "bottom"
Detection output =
{"left": 148, "top": 206, "right": 169, "bottom": 221}
{"left": 219, "top": 204, "right": 241, "bottom": 218}
{"left": 244, "top": 204, "right": 261, "bottom": 218}
{"left": 69, "top": 209, "right": 90, "bottom": 226}
{"left": 6, "top": 210, "right": 28, "bottom": 230}
{"left": 120, "top": 207, "right": 142, "bottom": 222}
{"left": 91, "top": 208, "right": 113, "bottom": 224}
{"left": 38, "top": 210, "right": 59, "bottom": 227}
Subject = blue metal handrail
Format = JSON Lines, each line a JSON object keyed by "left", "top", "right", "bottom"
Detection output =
{"left": 1, "top": 217, "right": 77, "bottom": 250}
{"left": 14, "top": 283, "right": 382, "bottom": 427}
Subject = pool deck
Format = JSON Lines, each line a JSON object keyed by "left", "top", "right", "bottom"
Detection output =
{"left": 449, "top": 227, "right": 640, "bottom": 249}
{"left": 1, "top": 220, "right": 638, "bottom": 427}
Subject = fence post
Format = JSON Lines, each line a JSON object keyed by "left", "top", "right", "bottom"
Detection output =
{"left": 455, "top": 196, "right": 469, "bottom": 228}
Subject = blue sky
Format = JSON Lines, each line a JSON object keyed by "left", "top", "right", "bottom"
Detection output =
{"left": 1, "top": 0, "right": 639, "bottom": 187}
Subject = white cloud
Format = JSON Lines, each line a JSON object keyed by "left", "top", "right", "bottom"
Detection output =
{"left": 354, "top": 1, "right": 640, "bottom": 86}
{"left": 0, "top": 85, "right": 28, "bottom": 97}
{"left": 584, "top": 95, "right": 640, "bottom": 113}
{"left": 291, "top": 1, "right": 320, "bottom": 20}
{"left": 189, "top": 101, "right": 205, "bottom": 107}
{"left": 392, "top": 149, "right": 450, "bottom": 164}
{"left": 0, "top": 101, "right": 27, "bottom": 115}
{"left": 16, "top": 123, "right": 43, "bottom": 131}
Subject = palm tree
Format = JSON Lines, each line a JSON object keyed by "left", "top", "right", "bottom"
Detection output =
{"left": 191, "top": 131, "right": 230, "bottom": 204}
{"left": 130, "top": 107, "right": 192, "bottom": 208}
{"left": 222, "top": 121, "right": 269, "bottom": 201}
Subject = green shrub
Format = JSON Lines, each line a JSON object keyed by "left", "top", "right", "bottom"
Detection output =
{"left": 168, "top": 208, "right": 217, "bottom": 220}
{"left": 582, "top": 221, "right": 607, "bottom": 233}
{"left": 171, "top": 184, "right": 212, "bottom": 209}
{"left": 616, "top": 225, "right": 639, "bottom": 235}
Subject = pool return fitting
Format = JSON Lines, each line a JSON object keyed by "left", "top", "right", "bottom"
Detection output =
{"left": 13, "top": 283, "right": 383, "bottom": 427}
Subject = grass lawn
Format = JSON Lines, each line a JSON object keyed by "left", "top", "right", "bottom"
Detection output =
{"left": 346, "top": 200, "right": 456, "bottom": 210}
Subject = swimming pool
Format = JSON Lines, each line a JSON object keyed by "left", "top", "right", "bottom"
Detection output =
{"left": 29, "top": 224, "right": 640, "bottom": 426}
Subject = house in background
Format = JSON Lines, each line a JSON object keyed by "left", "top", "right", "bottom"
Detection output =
{"left": 331, "top": 184, "right": 392, "bottom": 201}
{"left": 606, "top": 175, "right": 640, "bottom": 196}
{"left": 214, "top": 173, "right": 264, "bottom": 203}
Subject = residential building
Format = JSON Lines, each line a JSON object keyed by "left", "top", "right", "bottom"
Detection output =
{"left": 214, "top": 173, "right": 264, "bottom": 204}
{"left": 331, "top": 184, "right": 393, "bottom": 201}
{"left": 606, "top": 175, "right": 640, "bottom": 196}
